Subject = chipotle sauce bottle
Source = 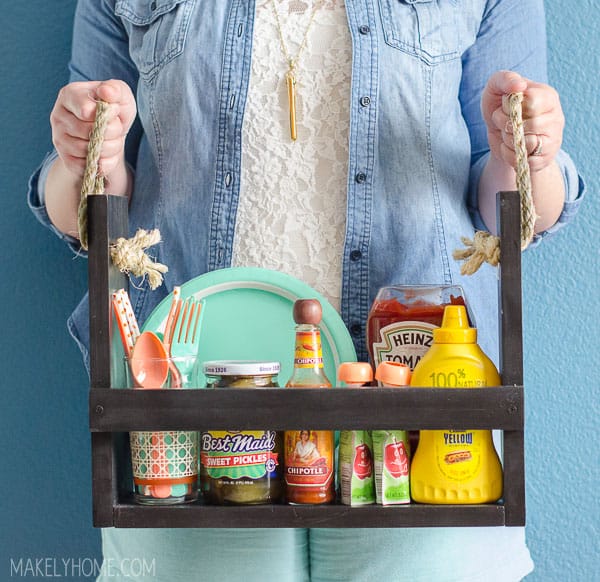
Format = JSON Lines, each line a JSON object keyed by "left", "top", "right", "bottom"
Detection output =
{"left": 284, "top": 299, "right": 335, "bottom": 504}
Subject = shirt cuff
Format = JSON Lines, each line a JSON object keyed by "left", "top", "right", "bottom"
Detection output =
{"left": 468, "top": 149, "right": 586, "bottom": 247}
{"left": 529, "top": 148, "right": 585, "bottom": 247}
{"left": 27, "top": 151, "right": 85, "bottom": 256}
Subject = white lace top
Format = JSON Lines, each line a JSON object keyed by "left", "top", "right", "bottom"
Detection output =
{"left": 232, "top": 0, "right": 351, "bottom": 311}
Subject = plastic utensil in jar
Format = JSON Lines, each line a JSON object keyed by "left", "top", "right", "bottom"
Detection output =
{"left": 129, "top": 331, "right": 170, "bottom": 388}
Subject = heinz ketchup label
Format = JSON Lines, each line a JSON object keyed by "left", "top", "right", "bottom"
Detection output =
{"left": 371, "top": 321, "right": 437, "bottom": 370}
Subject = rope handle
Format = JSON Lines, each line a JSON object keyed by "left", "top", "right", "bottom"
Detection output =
{"left": 453, "top": 92, "right": 537, "bottom": 275}
{"left": 77, "top": 101, "right": 168, "bottom": 290}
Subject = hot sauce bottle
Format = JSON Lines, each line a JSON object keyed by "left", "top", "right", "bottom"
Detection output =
{"left": 284, "top": 299, "right": 335, "bottom": 504}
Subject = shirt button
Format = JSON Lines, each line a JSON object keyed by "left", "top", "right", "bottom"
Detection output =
{"left": 350, "top": 250, "right": 362, "bottom": 261}
{"left": 359, "top": 96, "right": 371, "bottom": 107}
{"left": 350, "top": 324, "right": 362, "bottom": 337}
{"left": 150, "top": 1, "right": 157, "bottom": 10}
{"left": 359, "top": 25, "right": 370, "bottom": 35}
{"left": 355, "top": 172, "right": 367, "bottom": 184}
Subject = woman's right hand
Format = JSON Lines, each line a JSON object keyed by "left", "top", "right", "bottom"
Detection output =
{"left": 50, "top": 79, "right": 137, "bottom": 189}
{"left": 45, "top": 80, "right": 137, "bottom": 238}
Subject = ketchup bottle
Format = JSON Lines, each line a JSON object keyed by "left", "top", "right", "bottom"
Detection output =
{"left": 366, "top": 285, "right": 468, "bottom": 373}
{"left": 284, "top": 299, "right": 335, "bottom": 504}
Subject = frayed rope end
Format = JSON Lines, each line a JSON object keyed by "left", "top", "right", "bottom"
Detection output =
{"left": 452, "top": 231, "right": 501, "bottom": 276}
{"left": 110, "top": 228, "right": 169, "bottom": 290}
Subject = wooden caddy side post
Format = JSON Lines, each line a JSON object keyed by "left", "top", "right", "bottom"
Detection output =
{"left": 498, "top": 191, "right": 526, "bottom": 526}
{"left": 88, "top": 195, "right": 129, "bottom": 527}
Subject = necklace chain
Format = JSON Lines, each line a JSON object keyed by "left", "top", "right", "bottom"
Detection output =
{"left": 270, "top": 0, "right": 321, "bottom": 71}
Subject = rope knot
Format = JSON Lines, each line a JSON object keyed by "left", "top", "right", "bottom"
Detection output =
{"left": 110, "top": 229, "right": 168, "bottom": 291}
{"left": 453, "top": 232, "right": 501, "bottom": 276}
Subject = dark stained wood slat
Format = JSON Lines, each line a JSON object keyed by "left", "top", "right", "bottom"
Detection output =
{"left": 498, "top": 191, "right": 526, "bottom": 526}
{"left": 113, "top": 501, "right": 506, "bottom": 529}
{"left": 89, "top": 386, "right": 524, "bottom": 431}
{"left": 88, "top": 195, "right": 129, "bottom": 527}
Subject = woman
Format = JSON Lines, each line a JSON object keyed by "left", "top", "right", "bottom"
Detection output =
{"left": 29, "top": 1, "right": 584, "bottom": 580}
{"left": 293, "top": 431, "right": 321, "bottom": 464}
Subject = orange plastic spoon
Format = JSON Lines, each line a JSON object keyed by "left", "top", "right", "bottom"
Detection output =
{"left": 130, "top": 331, "right": 170, "bottom": 388}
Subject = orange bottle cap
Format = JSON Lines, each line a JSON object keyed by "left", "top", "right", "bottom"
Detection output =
{"left": 338, "top": 362, "right": 373, "bottom": 385}
{"left": 375, "top": 361, "right": 411, "bottom": 386}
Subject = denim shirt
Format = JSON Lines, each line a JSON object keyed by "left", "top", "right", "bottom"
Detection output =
{"left": 28, "top": 0, "right": 584, "bottom": 369}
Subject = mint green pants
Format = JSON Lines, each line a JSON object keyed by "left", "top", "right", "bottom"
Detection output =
{"left": 98, "top": 527, "right": 533, "bottom": 581}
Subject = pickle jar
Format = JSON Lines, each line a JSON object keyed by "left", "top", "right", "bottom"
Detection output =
{"left": 200, "top": 361, "right": 284, "bottom": 505}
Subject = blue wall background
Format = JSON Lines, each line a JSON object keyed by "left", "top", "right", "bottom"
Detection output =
{"left": 1, "top": 1, "right": 597, "bottom": 580}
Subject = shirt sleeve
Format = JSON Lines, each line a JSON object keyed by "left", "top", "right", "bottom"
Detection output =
{"left": 460, "top": 0, "right": 585, "bottom": 244}
{"left": 26, "top": 0, "right": 141, "bottom": 254}
{"left": 27, "top": 150, "right": 82, "bottom": 254}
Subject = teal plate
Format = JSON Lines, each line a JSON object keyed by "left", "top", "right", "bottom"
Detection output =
{"left": 141, "top": 267, "right": 357, "bottom": 387}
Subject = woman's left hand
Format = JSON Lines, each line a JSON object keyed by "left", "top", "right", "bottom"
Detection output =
{"left": 481, "top": 70, "right": 565, "bottom": 173}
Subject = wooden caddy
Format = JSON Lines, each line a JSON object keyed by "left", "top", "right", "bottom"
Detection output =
{"left": 88, "top": 191, "right": 525, "bottom": 529}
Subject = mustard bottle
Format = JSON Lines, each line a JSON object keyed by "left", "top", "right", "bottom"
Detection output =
{"left": 410, "top": 305, "right": 503, "bottom": 504}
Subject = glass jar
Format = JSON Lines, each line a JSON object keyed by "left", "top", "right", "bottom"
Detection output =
{"left": 125, "top": 354, "right": 200, "bottom": 505}
{"left": 201, "top": 361, "right": 284, "bottom": 505}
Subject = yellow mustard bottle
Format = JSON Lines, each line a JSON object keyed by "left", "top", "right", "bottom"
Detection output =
{"left": 409, "top": 305, "right": 503, "bottom": 504}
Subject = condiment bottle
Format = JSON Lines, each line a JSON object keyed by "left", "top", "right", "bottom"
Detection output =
{"left": 284, "top": 299, "right": 335, "bottom": 504}
{"left": 410, "top": 305, "right": 503, "bottom": 504}
{"left": 366, "top": 285, "right": 468, "bottom": 372}
{"left": 372, "top": 362, "right": 412, "bottom": 505}
{"left": 338, "top": 362, "right": 375, "bottom": 506}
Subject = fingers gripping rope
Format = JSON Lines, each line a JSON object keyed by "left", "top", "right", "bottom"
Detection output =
{"left": 77, "top": 101, "right": 168, "bottom": 290}
{"left": 453, "top": 93, "right": 537, "bottom": 276}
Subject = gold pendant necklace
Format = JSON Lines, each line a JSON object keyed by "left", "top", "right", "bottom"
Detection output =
{"left": 270, "top": 0, "right": 322, "bottom": 141}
